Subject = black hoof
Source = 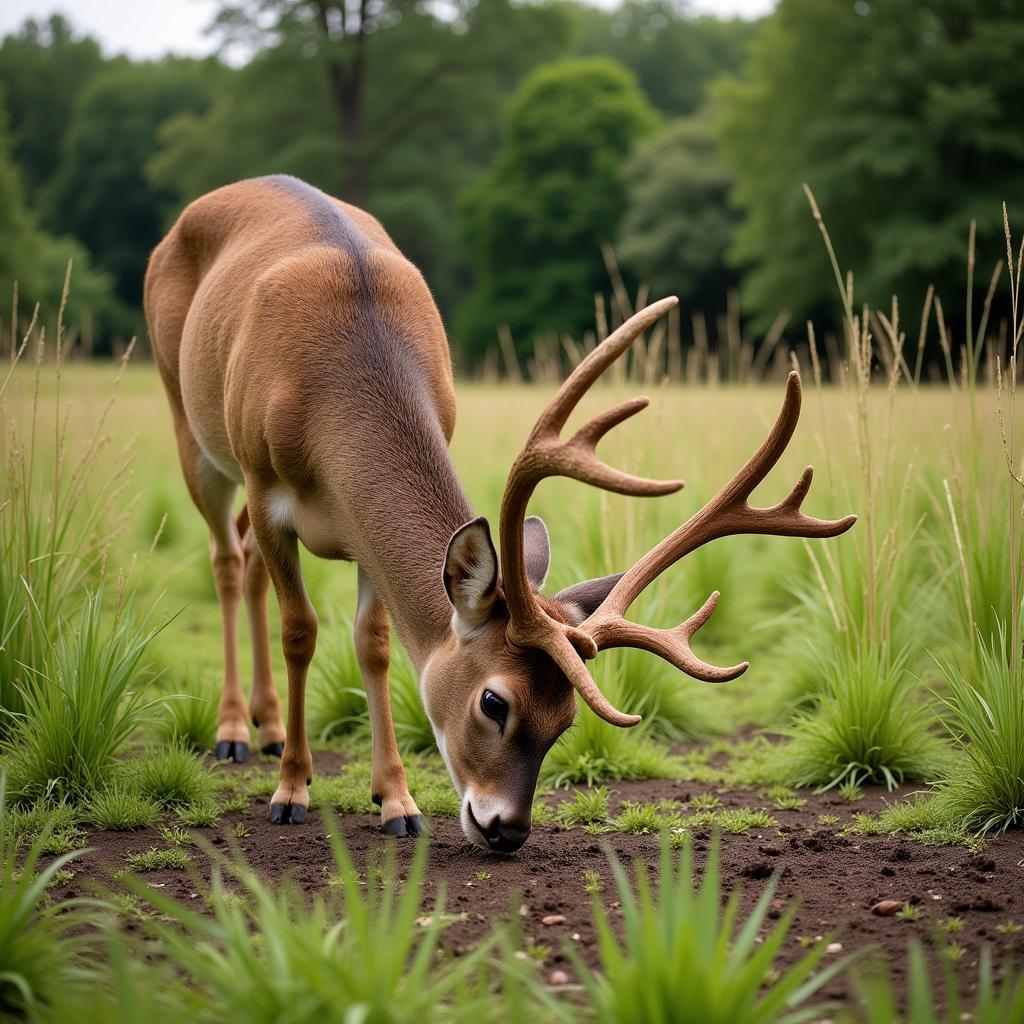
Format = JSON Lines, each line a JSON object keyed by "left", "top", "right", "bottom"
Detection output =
{"left": 214, "top": 740, "right": 249, "bottom": 763}
{"left": 268, "top": 802, "right": 307, "bottom": 825}
{"left": 261, "top": 742, "right": 285, "bottom": 758}
{"left": 383, "top": 814, "right": 427, "bottom": 838}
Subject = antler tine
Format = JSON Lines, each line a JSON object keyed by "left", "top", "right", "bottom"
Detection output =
{"left": 589, "top": 369, "right": 857, "bottom": 621}
{"left": 499, "top": 297, "right": 682, "bottom": 638}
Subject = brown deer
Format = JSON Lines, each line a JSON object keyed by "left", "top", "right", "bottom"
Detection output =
{"left": 145, "top": 175, "right": 855, "bottom": 852}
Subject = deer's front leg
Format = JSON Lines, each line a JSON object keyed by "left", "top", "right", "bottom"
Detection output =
{"left": 248, "top": 496, "right": 316, "bottom": 824}
{"left": 355, "top": 568, "right": 425, "bottom": 837}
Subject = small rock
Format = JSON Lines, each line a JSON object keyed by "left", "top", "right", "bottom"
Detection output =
{"left": 548, "top": 970, "right": 570, "bottom": 986}
{"left": 542, "top": 914, "right": 567, "bottom": 926}
{"left": 871, "top": 899, "right": 904, "bottom": 916}
{"left": 826, "top": 942, "right": 843, "bottom": 954}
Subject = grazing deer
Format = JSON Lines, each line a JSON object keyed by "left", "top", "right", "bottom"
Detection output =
{"left": 145, "top": 175, "right": 855, "bottom": 851}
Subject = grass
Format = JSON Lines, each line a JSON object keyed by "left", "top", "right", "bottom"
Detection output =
{"left": 154, "top": 674, "right": 218, "bottom": 752}
{"left": 933, "top": 616, "right": 1024, "bottom": 834}
{"left": 571, "top": 833, "right": 846, "bottom": 1024}
{"left": 3, "top": 584, "right": 169, "bottom": 803}
{"left": 125, "top": 846, "right": 193, "bottom": 871}
{"left": 307, "top": 620, "right": 369, "bottom": 741}
{"left": 775, "top": 640, "right": 951, "bottom": 792}
{"left": 0, "top": 775, "right": 90, "bottom": 1017}
{"left": 87, "top": 787, "right": 162, "bottom": 831}
{"left": 122, "top": 740, "right": 216, "bottom": 808}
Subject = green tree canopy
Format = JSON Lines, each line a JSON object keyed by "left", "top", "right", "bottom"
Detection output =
{"left": 618, "top": 112, "right": 740, "bottom": 314}
{"left": 0, "top": 92, "right": 120, "bottom": 341}
{"left": 0, "top": 15, "right": 104, "bottom": 206}
{"left": 716, "top": 0, "right": 1024, "bottom": 331}
{"left": 44, "top": 59, "right": 224, "bottom": 318}
{"left": 569, "top": 0, "right": 758, "bottom": 116}
{"left": 458, "top": 57, "right": 658, "bottom": 362}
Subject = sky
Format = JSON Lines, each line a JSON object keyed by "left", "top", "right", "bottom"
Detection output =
{"left": 0, "top": 0, "right": 775, "bottom": 61}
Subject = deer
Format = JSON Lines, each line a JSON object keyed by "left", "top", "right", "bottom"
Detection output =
{"left": 145, "top": 174, "right": 855, "bottom": 852}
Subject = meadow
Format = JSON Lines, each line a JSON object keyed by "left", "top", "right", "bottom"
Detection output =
{"left": 2, "top": 233, "right": 1024, "bottom": 1022}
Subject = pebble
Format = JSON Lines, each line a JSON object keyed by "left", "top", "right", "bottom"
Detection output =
{"left": 871, "top": 899, "right": 904, "bottom": 916}
{"left": 826, "top": 942, "right": 843, "bottom": 954}
{"left": 548, "top": 970, "right": 570, "bottom": 986}
{"left": 542, "top": 914, "right": 567, "bottom": 926}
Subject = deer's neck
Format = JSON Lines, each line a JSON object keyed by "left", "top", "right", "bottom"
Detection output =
{"left": 346, "top": 396, "right": 471, "bottom": 669}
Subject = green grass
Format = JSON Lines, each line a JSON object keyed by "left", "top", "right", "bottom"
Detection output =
{"left": 555, "top": 786, "right": 610, "bottom": 827}
{"left": 88, "top": 787, "right": 163, "bottom": 831}
{"left": 776, "top": 640, "right": 951, "bottom": 792}
{"left": 933, "top": 616, "right": 1024, "bottom": 834}
{"left": 154, "top": 674, "right": 218, "bottom": 752}
{"left": 0, "top": 775, "right": 90, "bottom": 1017}
{"left": 125, "top": 847, "right": 193, "bottom": 871}
{"left": 3, "top": 584, "right": 169, "bottom": 803}
{"left": 849, "top": 942, "right": 1024, "bottom": 1023}
{"left": 307, "top": 620, "right": 369, "bottom": 741}
{"left": 123, "top": 741, "right": 216, "bottom": 808}
{"left": 176, "top": 801, "right": 222, "bottom": 827}
{"left": 571, "top": 833, "right": 846, "bottom": 1024}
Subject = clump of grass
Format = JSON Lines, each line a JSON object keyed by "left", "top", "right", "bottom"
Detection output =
{"left": 933, "top": 617, "right": 1024, "bottom": 835}
{"left": 160, "top": 826, "right": 194, "bottom": 848}
{"left": 87, "top": 787, "right": 162, "bottom": 831}
{"left": 2, "top": 800, "right": 79, "bottom": 844}
{"left": 125, "top": 847, "right": 192, "bottom": 872}
{"left": 154, "top": 675, "right": 218, "bottom": 752}
{"left": 124, "top": 817, "right": 487, "bottom": 1018}
{"left": 556, "top": 786, "right": 609, "bottom": 827}
{"left": 307, "top": 622, "right": 369, "bottom": 741}
{"left": 855, "top": 941, "right": 1024, "bottom": 1023}
{"left": 571, "top": 833, "right": 845, "bottom": 1023}
{"left": 895, "top": 904, "right": 919, "bottom": 922}
{"left": 776, "top": 640, "right": 951, "bottom": 792}
{"left": 176, "top": 801, "right": 221, "bottom": 828}
{"left": 716, "top": 808, "right": 778, "bottom": 834}
{"left": 123, "top": 741, "right": 215, "bottom": 808}
{"left": 3, "top": 584, "right": 168, "bottom": 804}
{"left": 606, "top": 801, "right": 680, "bottom": 835}
{"left": 542, "top": 685, "right": 675, "bottom": 787}
{"left": 0, "top": 775, "right": 90, "bottom": 1016}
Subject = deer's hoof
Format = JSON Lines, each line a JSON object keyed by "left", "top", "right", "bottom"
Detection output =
{"left": 383, "top": 814, "right": 427, "bottom": 838}
{"left": 214, "top": 740, "right": 249, "bottom": 763}
{"left": 261, "top": 742, "right": 285, "bottom": 758}
{"left": 268, "top": 802, "right": 307, "bottom": 825}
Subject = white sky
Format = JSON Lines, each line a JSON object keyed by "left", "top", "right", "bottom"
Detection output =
{"left": 0, "top": 0, "right": 775, "bottom": 61}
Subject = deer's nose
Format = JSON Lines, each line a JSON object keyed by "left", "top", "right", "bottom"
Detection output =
{"left": 481, "top": 814, "right": 530, "bottom": 853}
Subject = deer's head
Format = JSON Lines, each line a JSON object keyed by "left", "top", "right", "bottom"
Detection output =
{"left": 422, "top": 298, "right": 856, "bottom": 854}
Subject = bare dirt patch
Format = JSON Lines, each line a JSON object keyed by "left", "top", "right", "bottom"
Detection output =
{"left": 47, "top": 752, "right": 1024, "bottom": 1009}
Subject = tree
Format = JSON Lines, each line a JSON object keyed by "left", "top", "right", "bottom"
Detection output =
{"left": 44, "top": 59, "right": 224, "bottom": 314}
{"left": 0, "top": 15, "right": 104, "bottom": 205}
{"left": 457, "top": 57, "right": 658, "bottom": 362}
{"left": 618, "top": 113, "right": 740, "bottom": 314}
{"left": 716, "top": 0, "right": 1024, "bottom": 330}
{"left": 151, "top": 0, "right": 569, "bottom": 312}
{"left": 0, "top": 91, "right": 120, "bottom": 342}
{"left": 568, "top": 0, "right": 758, "bottom": 116}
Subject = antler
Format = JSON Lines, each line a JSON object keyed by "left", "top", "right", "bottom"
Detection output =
{"left": 498, "top": 298, "right": 857, "bottom": 727}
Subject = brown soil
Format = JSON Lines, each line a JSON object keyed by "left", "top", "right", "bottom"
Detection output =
{"left": 47, "top": 752, "right": 1024, "bottom": 1012}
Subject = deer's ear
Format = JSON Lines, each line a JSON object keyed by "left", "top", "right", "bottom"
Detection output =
{"left": 554, "top": 572, "right": 624, "bottom": 625}
{"left": 444, "top": 517, "right": 499, "bottom": 637}
{"left": 524, "top": 515, "right": 550, "bottom": 591}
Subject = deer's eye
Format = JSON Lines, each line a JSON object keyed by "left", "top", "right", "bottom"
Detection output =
{"left": 480, "top": 689, "right": 508, "bottom": 728}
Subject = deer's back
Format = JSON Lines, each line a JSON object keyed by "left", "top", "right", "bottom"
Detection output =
{"left": 145, "top": 175, "right": 457, "bottom": 495}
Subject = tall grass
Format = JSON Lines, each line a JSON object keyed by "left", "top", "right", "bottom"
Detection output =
{"left": 307, "top": 620, "right": 369, "bottom": 741}
{"left": 3, "top": 582, "right": 167, "bottom": 803}
{"left": 0, "top": 280, "right": 136, "bottom": 735}
{"left": 571, "top": 834, "right": 845, "bottom": 1024}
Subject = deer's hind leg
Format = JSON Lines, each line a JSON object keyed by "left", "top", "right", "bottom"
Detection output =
{"left": 355, "top": 568, "right": 424, "bottom": 837}
{"left": 235, "top": 505, "right": 286, "bottom": 756}
{"left": 171, "top": 420, "right": 250, "bottom": 763}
